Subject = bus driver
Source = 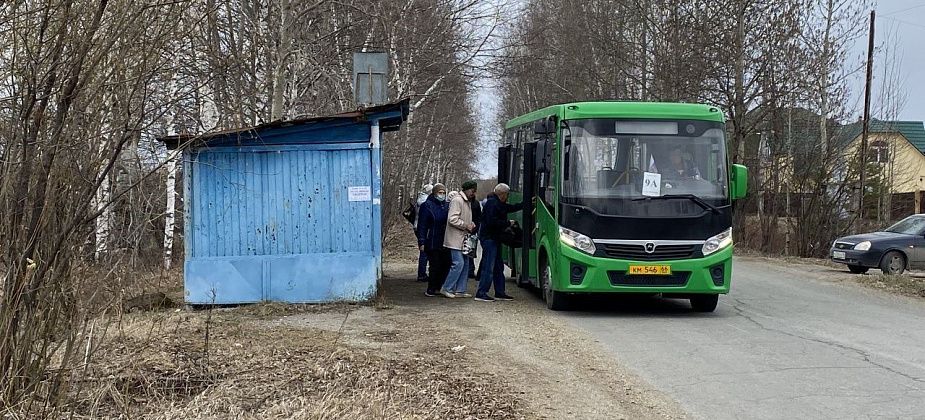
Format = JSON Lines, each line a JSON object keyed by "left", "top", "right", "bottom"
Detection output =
{"left": 657, "top": 147, "right": 701, "bottom": 181}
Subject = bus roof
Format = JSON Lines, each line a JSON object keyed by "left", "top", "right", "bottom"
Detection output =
{"left": 504, "top": 101, "right": 725, "bottom": 129}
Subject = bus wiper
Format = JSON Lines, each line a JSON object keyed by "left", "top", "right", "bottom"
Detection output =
{"left": 632, "top": 194, "right": 720, "bottom": 214}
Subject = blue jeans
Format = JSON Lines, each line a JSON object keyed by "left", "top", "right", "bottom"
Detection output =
{"left": 442, "top": 249, "right": 469, "bottom": 293}
{"left": 417, "top": 250, "right": 428, "bottom": 279}
{"left": 476, "top": 239, "right": 506, "bottom": 297}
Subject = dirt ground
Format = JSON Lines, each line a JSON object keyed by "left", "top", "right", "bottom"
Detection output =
{"left": 49, "top": 247, "right": 684, "bottom": 419}
{"left": 350, "top": 258, "right": 685, "bottom": 420}
{"left": 48, "top": 240, "right": 925, "bottom": 420}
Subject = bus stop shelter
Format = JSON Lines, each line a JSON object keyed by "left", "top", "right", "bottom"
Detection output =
{"left": 159, "top": 99, "right": 409, "bottom": 304}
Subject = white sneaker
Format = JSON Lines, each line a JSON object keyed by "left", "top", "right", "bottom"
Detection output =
{"left": 440, "top": 289, "right": 456, "bottom": 298}
{"left": 455, "top": 292, "right": 472, "bottom": 298}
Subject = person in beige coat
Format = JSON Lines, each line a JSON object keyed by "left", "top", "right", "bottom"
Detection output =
{"left": 440, "top": 180, "right": 478, "bottom": 297}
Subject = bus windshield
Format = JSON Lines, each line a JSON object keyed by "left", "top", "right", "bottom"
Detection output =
{"left": 562, "top": 119, "right": 728, "bottom": 201}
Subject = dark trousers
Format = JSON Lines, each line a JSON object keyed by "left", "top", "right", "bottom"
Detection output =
{"left": 476, "top": 239, "right": 506, "bottom": 297}
{"left": 426, "top": 248, "right": 452, "bottom": 293}
{"left": 467, "top": 255, "right": 476, "bottom": 277}
{"left": 417, "top": 250, "right": 429, "bottom": 280}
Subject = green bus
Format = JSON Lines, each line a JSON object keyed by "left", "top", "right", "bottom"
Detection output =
{"left": 498, "top": 102, "right": 748, "bottom": 311}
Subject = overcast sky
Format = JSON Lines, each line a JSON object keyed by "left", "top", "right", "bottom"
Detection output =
{"left": 473, "top": 0, "right": 925, "bottom": 177}
{"left": 856, "top": 0, "right": 925, "bottom": 120}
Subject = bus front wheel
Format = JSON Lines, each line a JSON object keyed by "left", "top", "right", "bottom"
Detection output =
{"left": 542, "top": 262, "right": 569, "bottom": 311}
{"left": 690, "top": 295, "right": 718, "bottom": 312}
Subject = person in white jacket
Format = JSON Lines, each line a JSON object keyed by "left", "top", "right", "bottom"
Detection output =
{"left": 439, "top": 180, "right": 477, "bottom": 298}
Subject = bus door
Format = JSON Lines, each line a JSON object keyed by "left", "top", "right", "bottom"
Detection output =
{"left": 498, "top": 145, "right": 517, "bottom": 277}
{"left": 520, "top": 141, "right": 537, "bottom": 286}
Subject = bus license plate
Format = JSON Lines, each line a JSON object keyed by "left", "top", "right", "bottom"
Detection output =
{"left": 833, "top": 251, "right": 846, "bottom": 260}
{"left": 628, "top": 265, "right": 671, "bottom": 275}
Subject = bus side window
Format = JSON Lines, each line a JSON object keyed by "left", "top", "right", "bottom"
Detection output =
{"left": 542, "top": 122, "right": 557, "bottom": 205}
{"left": 501, "top": 128, "right": 516, "bottom": 184}
{"left": 511, "top": 128, "right": 523, "bottom": 191}
{"left": 563, "top": 129, "right": 571, "bottom": 181}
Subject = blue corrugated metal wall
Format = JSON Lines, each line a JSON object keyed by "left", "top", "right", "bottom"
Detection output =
{"left": 184, "top": 142, "right": 378, "bottom": 304}
{"left": 189, "top": 146, "right": 372, "bottom": 257}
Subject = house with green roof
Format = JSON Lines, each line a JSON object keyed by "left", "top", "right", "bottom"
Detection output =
{"left": 839, "top": 119, "right": 925, "bottom": 194}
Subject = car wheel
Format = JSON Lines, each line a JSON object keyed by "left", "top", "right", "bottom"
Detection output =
{"left": 847, "top": 265, "right": 869, "bottom": 274}
{"left": 690, "top": 294, "right": 718, "bottom": 312}
{"left": 879, "top": 251, "right": 906, "bottom": 275}
{"left": 541, "top": 261, "right": 569, "bottom": 311}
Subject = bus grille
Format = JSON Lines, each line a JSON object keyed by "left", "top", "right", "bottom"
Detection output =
{"left": 600, "top": 244, "right": 698, "bottom": 261}
{"left": 608, "top": 271, "right": 690, "bottom": 287}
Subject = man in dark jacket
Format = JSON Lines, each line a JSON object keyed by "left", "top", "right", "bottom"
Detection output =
{"left": 467, "top": 195, "right": 482, "bottom": 279}
{"left": 475, "top": 183, "right": 524, "bottom": 302}
{"left": 416, "top": 183, "right": 451, "bottom": 297}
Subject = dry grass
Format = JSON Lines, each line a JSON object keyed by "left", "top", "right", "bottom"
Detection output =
{"left": 854, "top": 273, "right": 925, "bottom": 299}
{"left": 5, "top": 235, "right": 521, "bottom": 419}
{"left": 37, "top": 307, "right": 521, "bottom": 420}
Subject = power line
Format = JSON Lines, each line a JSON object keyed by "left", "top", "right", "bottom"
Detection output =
{"left": 881, "top": 15, "right": 925, "bottom": 30}
{"left": 881, "top": 3, "right": 925, "bottom": 17}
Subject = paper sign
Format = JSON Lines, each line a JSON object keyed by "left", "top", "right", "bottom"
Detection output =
{"left": 642, "top": 172, "right": 661, "bottom": 197}
{"left": 348, "top": 186, "right": 371, "bottom": 201}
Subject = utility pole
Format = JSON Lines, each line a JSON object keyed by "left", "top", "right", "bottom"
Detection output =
{"left": 858, "top": 9, "right": 875, "bottom": 221}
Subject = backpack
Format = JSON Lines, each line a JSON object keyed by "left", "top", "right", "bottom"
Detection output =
{"left": 401, "top": 201, "right": 416, "bottom": 225}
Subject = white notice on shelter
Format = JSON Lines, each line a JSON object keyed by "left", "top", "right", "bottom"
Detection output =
{"left": 642, "top": 172, "right": 661, "bottom": 197}
{"left": 348, "top": 186, "right": 372, "bottom": 201}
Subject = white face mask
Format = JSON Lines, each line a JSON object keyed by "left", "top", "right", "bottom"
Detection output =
{"left": 435, "top": 193, "right": 447, "bottom": 202}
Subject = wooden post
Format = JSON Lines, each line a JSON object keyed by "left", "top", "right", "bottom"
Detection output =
{"left": 858, "top": 10, "right": 875, "bottom": 220}
{"left": 914, "top": 191, "right": 925, "bottom": 214}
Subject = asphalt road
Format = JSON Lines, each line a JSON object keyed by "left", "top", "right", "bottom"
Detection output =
{"left": 558, "top": 257, "right": 925, "bottom": 420}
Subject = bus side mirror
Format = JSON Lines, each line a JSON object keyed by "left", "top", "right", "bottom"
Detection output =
{"left": 730, "top": 164, "right": 748, "bottom": 200}
{"left": 535, "top": 139, "right": 549, "bottom": 174}
{"left": 498, "top": 145, "right": 512, "bottom": 184}
{"left": 533, "top": 116, "right": 556, "bottom": 136}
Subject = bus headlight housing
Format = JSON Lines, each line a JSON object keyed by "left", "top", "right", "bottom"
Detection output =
{"left": 702, "top": 228, "right": 733, "bottom": 256}
{"left": 559, "top": 226, "right": 596, "bottom": 255}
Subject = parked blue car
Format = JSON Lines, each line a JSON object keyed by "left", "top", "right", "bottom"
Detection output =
{"left": 831, "top": 214, "right": 925, "bottom": 275}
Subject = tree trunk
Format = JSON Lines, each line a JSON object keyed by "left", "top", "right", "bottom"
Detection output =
{"left": 93, "top": 170, "right": 111, "bottom": 260}
{"left": 270, "top": 0, "right": 291, "bottom": 121}
{"left": 163, "top": 156, "right": 178, "bottom": 270}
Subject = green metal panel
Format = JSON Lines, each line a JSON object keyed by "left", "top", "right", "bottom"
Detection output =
{"left": 505, "top": 102, "right": 725, "bottom": 130}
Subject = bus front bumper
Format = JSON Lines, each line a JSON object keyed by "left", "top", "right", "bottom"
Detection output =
{"left": 554, "top": 244, "right": 733, "bottom": 295}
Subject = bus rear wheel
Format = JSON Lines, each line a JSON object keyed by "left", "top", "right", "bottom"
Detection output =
{"left": 542, "top": 262, "right": 569, "bottom": 311}
{"left": 690, "top": 294, "right": 718, "bottom": 313}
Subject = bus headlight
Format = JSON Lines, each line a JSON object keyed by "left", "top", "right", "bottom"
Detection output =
{"left": 559, "top": 226, "right": 596, "bottom": 255}
{"left": 854, "top": 241, "right": 871, "bottom": 251}
{"left": 702, "top": 228, "right": 733, "bottom": 256}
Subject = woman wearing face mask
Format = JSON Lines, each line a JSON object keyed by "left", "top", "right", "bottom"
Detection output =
{"left": 416, "top": 183, "right": 451, "bottom": 297}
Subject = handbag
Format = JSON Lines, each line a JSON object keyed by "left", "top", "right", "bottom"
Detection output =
{"left": 463, "top": 233, "right": 478, "bottom": 258}
{"left": 498, "top": 222, "right": 523, "bottom": 248}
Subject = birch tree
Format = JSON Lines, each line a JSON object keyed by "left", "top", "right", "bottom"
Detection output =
{"left": 0, "top": 0, "right": 190, "bottom": 408}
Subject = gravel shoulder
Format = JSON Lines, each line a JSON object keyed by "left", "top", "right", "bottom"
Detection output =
{"left": 736, "top": 254, "right": 925, "bottom": 300}
{"left": 269, "top": 258, "right": 686, "bottom": 420}
{"left": 52, "top": 253, "right": 684, "bottom": 419}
